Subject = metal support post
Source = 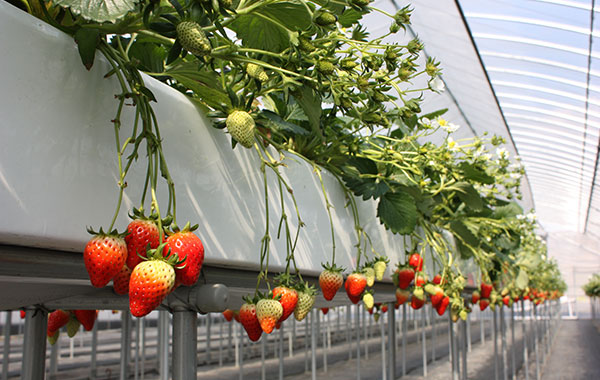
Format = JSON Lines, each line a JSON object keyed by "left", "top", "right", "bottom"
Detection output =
{"left": 402, "top": 304, "right": 407, "bottom": 376}
{"left": 380, "top": 309, "right": 386, "bottom": 380}
{"left": 172, "top": 309, "right": 198, "bottom": 380}
{"left": 238, "top": 322, "right": 244, "bottom": 380}
{"left": 450, "top": 313, "right": 458, "bottom": 380}
{"left": 364, "top": 308, "right": 369, "bottom": 360}
{"left": 466, "top": 311, "right": 471, "bottom": 353}
{"left": 387, "top": 302, "right": 396, "bottom": 380}
{"left": 22, "top": 308, "right": 48, "bottom": 380}
{"left": 279, "top": 322, "right": 284, "bottom": 380}
{"left": 533, "top": 305, "right": 540, "bottom": 380}
{"left": 290, "top": 318, "right": 294, "bottom": 358}
{"left": 304, "top": 317, "right": 308, "bottom": 372}
{"left": 493, "top": 308, "right": 499, "bottom": 380}
{"left": 346, "top": 305, "right": 351, "bottom": 360}
{"left": 356, "top": 306, "right": 361, "bottom": 380}
{"left": 480, "top": 308, "right": 485, "bottom": 345}
{"left": 461, "top": 319, "right": 468, "bottom": 380}
{"left": 90, "top": 320, "right": 98, "bottom": 380}
{"left": 206, "top": 314, "right": 212, "bottom": 364}
{"left": 511, "top": 305, "right": 516, "bottom": 380}
{"left": 261, "top": 334, "right": 266, "bottom": 380}
{"left": 431, "top": 306, "right": 436, "bottom": 361}
{"left": 120, "top": 312, "right": 132, "bottom": 380}
{"left": 135, "top": 318, "right": 140, "bottom": 380}
{"left": 521, "top": 300, "right": 529, "bottom": 380}
{"left": 48, "top": 336, "right": 58, "bottom": 379}
{"left": 158, "top": 311, "right": 169, "bottom": 380}
{"left": 311, "top": 310, "right": 317, "bottom": 380}
{"left": 2, "top": 312, "right": 12, "bottom": 380}
{"left": 421, "top": 308, "right": 427, "bottom": 376}
{"left": 501, "top": 309, "right": 508, "bottom": 380}
{"left": 141, "top": 318, "right": 146, "bottom": 380}
{"left": 322, "top": 313, "right": 327, "bottom": 373}
{"left": 219, "top": 320, "right": 223, "bottom": 367}
{"left": 228, "top": 319, "right": 233, "bottom": 361}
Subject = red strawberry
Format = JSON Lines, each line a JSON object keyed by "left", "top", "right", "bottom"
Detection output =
{"left": 256, "top": 298, "right": 282, "bottom": 334}
{"left": 381, "top": 304, "right": 388, "bottom": 313}
{"left": 432, "top": 274, "right": 442, "bottom": 285}
{"left": 47, "top": 329, "right": 60, "bottom": 345}
{"left": 113, "top": 264, "right": 132, "bottom": 295}
{"left": 47, "top": 310, "right": 70, "bottom": 334}
{"left": 411, "top": 295, "right": 425, "bottom": 310}
{"left": 395, "top": 288, "right": 410, "bottom": 305}
{"left": 393, "top": 266, "right": 415, "bottom": 289}
{"left": 430, "top": 289, "right": 444, "bottom": 307}
{"left": 319, "top": 264, "right": 344, "bottom": 301}
{"left": 239, "top": 303, "right": 262, "bottom": 341}
{"left": 163, "top": 223, "right": 204, "bottom": 287}
{"left": 223, "top": 309, "right": 234, "bottom": 322}
{"left": 435, "top": 296, "right": 450, "bottom": 316}
{"left": 348, "top": 293, "right": 361, "bottom": 304}
{"left": 479, "top": 298, "right": 490, "bottom": 311}
{"left": 471, "top": 290, "right": 480, "bottom": 305}
{"left": 74, "top": 310, "right": 98, "bottom": 331}
{"left": 321, "top": 307, "right": 329, "bottom": 315}
{"left": 272, "top": 286, "right": 298, "bottom": 323}
{"left": 345, "top": 272, "right": 367, "bottom": 298}
{"left": 408, "top": 253, "right": 423, "bottom": 271}
{"left": 480, "top": 283, "right": 493, "bottom": 299}
{"left": 20, "top": 310, "right": 25, "bottom": 319}
{"left": 84, "top": 231, "right": 127, "bottom": 288}
{"left": 125, "top": 218, "right": 160, "bottom": 270}
{"left": 129, "top": 248, "right": 177, "bottom": 318}
{"left": 502, "top": 295, "right": 511, "bottom": 307}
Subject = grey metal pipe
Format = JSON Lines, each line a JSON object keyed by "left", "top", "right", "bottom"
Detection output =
{"left": 421, "top": 308, "right": 427, "bottom": 376}
{"left": 533, "top": 305, "right": 540, "bottom": 380}
{"left": 207, "top": 314, "right": 212, "bottom": 364}
{"left": 346, "top": 305, "right": 351, "bottom": 360}
{"left": 387, "top": 302, "right": 396, "bottom": 380}
{"left": 466, "top": 311, "right": 471, "bottom": 353}
{"left": 22, "top": 308, "right": 48, "bottom": 380}
{"left": 461, "top": 319, "right": 468, "bottom": 380}
{"left": 261, "top": 333, "right": 266, "bottom": 380}
{"left": 90, "top": 319, "right": 98, "bottom": 380}
{"left": 450, "top": 313, "right": 458, "bottom": 380}
{"left": 521, "top": 300, "right": 529, "bottom": 380}
{"left": 311, "top": 310, "right": 317, "bottom": 380}
{"left": 501, "top": 309, "right": 508, "bottom": 380}
{"left": 402, "top": 304, "right": 407, "bottom": 376}
{"left": 364, "top": 308, "right": 369, "bottom": 360}
{"left": 279, "top": 322, "right": 284, "bottom": 380}
{"left": 431, "top": 306, "right": 437, "bottom": 361}
{"left": 380, "top": 310, "right": 386, "bottom": 380}
{"left": 238, "top": 323, "right": 244, "bottom": 380}
{"left": 356, "top": 305, "right": 361, "bottom": 380}
{"left": 158, "top": 311, "right": 169, "bottom": 380}
{"left": 511, "top": 305, "right": 516, "bottom": 380}
{"left": 219, "top": 319, "right": 223, "bottom": 367}
{"left": 481, "top": 308, "right": 485, "bottom": 345}
{"left": 120, "top": 312, "right": 132, "bottom": 380}
{"left": 49, "top": 335, "right": 58, "bottom": 379}
{"left": 135, "top": 318, "right": 140, "bottom": 380}
{"left": 2, "top": 311, "right": 12, "bottom": 380}
{"left": 323, "top": 313, "right": 328, "bottom": 373}
{"left": 172, "top": 309, "right": 198, "bottom": 380}
{"left": 141, "top": 318, "right": 146, "bottom": 380}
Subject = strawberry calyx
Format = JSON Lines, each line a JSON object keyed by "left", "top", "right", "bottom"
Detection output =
{"left": 168, "top": 221, "right": 199, "bottom": 235}
{"left": 147, "top": 242, "right": 186, "bottom": 268}
{"left": 86, "top": 226, "right": 127, "bottom": 239}
{"left": 295, "top": 281, "right": 317, "bottom": 296}
{"left": 321, "top": 262, "right": 344, "bottom": 274}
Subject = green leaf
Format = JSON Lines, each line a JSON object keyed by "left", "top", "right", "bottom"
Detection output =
{"left": 377, "top": 192, "right": 417, "bottom": 235}
{"left": 420, "top": 108, "right": 448, "bottom": 120}
{"left": 449, "top": 220, "right": 479, "bottom": 248}
{"left": 342, "top": 157, "right": 390, "bottom": 200}
{"left": 338, "top": 9, "right": 363, "bottom": 27}
{"left": 128, "top": 43, "right": 166, "bottom": 73}
{"left": 452, "top": 182, "right": 484, "bottom": 211}
{"left": 168, "top": 73, "right": 231, "bottom": 110}
{"left": 294, "top": 87, "right": 323, "bottom": 139}
{"left": 493, "top": 202, "right": 523, "bottom": 219}
{"left": 458, "top": 162, "right": 494, "bottom": 184}
{"left": 259, "top": 110, "right": 310, "bottom": 136}
{"left": 74, "top": 28, "right": 99, "bottom": 70}
{"left": 515, "top": 269, "right": 529, "bottom": 289}
{"left": 54, "top": 0, "right": 136, "bottom": 22}
{"left": 228, "top": 2, "right": 311, "bottom": 52}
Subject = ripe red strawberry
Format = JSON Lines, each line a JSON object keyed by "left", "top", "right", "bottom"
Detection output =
{"left": 502, "top": 295, "right": 511, "bottom": 307}
{"left": 321, "top": 307, "right": 329, "bottom": 315}
{"left": 408, "top": 253, "right": 423, "bottom": 271}
{"left": 272, "top": 286, "right": 298, "bottom": 323}
{"left": 411, "top": 295, "right": 425, "bottom": 310}
{"left": 432, "top": 274, "right": 442, "bottom": 285}
{"left": 129, "top": 247, "right": 177, "bottom": 317}
{"left": 393, "top": 266, "right": 415, "bottom": 289}
{"left": 125, "top": 218, "right": 160, "bottom": 270}
{"left": 163, "top": 223, "right": 204, "bottom": 287}
{"left": 479, "top": 298, "right": 490, "bottom": 311}
{"left": 430, "top": 288, "right": 444, "bottom": 307}
{"left": 435, "top": 296, "right": 450, "bottom": 316}
{"left": 396, "top": 288, "right": 410, "bottom": 305}
{"left": 319, "top": 264, "right": 344, "bottom": 301}
{"left": 113, "top": 264, "right": 132, "bottom": 295}
{"left": 345, "top": 272, "right": 367, "bottom": 298}
{"left": 256, "top": 298, "right": 283, "bottom": 334}
{"left": 471, "top": 290, "right": 480, "bottom": 305}
{"left": 74, "top": 310, "right": 98, "bottom": 331}
{"left": 239, "top": 303, "right": 262, "bottom": 341}
{"left": 84, "top": 230, "right": 127, "bottom": 288}
{"left": 480, "top": 283, "right": 493, "bottom": 299}
{"left": 381, "top": 304, "right": 388, "bottom": 313}
{"left": 47, "top": 310, "right": 70, "bottom": 334}
{"left": 414, "top": 272, "right": 427, "bottom": 288}
{"left": 20, "top": 310, "right": 25, "bottom": 319}
{"left": 223, "top": 309, "right": 234, "bottom": 322}
{"left": 348, "top": 292, "right": 361, "bottom": 304}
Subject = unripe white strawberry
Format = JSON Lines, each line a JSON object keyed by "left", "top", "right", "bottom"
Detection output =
{"left": 246, "top": 63, "right": 269, "bottom": 83}
{"left": 226, "top": 110, "right": 255, "bottom": 148}
{"left": 364, "top": 267, "right": 375, "bottom": 287}
{"left": 374, "top": 260, "right": 386, "bottom": 280}
{"left": 363, "top": 292, "right": 374, "bottom": 309}
{"left": 176, "top": 21, "right": 211, "bottom": 56}
{"left": 294, "top": 289, "right": 315, "bottom": 321}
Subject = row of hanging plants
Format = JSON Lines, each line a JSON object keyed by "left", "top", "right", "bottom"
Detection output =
{"left": 583, "top": 274, "right": 600, "bottom": 298}
{"left": 8, "top": 0, "right": 566, "bottom": 340}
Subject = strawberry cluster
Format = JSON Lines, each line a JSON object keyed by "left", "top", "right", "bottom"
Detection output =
{"left": 46, "top": 309, "right": 98, "bottom": 344}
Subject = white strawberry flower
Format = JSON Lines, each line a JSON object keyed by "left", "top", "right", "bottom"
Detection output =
{"left": 429, "top": 77, "right": 445, "bottom": 93}
{"left": 496, "top": 147, "right": 509, "bottom": 159}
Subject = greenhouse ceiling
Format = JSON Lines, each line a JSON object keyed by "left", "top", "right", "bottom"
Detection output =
{"left": 366, "top": 0, "right": 600, "bottom": 238}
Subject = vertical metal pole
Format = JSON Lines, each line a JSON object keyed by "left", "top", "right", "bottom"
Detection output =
{"left": 2, "top": 312, "right": 12, "bottom": 380}
{"left": 261, "top": 334, "right": 266, "bottom": 380}
{"left": 380, "top": 309, "right": 386, "bottom": 380}
{"left": 421, "top": 308, "right": 427, "bottom": 376}
{"left": 511, "top": 305, "right": 516, "bottom": 380}
{"left": 388, "top": 302, "right": 397, "bottom": 380}
{"left": 49, "top": 336, "right": 59, "bottom": 379}
{"left": 234, "top": 324, "right": 239, "bottom": 368}
{"left": 364, "top": 308, "right": 369, "bottom": 360}
{"left": 323, "top": 313, "right": 327, "bottom": 373}
{"left": 120, "top": 312, "right": 132, "bottom": 380}
{"left": 533, "top": 305, "right": 540, "bottom": 380}
{"left": 158, "top": 311, "right": 169, "bottom": 380}
{"left": 402, "top": 304, "right": 407, "bottom": 376}
{"left": 521, "top": 300, "right": 530, "bottom": 380}
{"left": 206, "top": 315, "right": 212, "bottom": 364}
{"left": 289, "top": 319, "right": 294, "bottom": 358}
{"left": 228, "top": 319, "right": 233, "bottom": 361}
{"left": 466, "top": 312, "right": 472, "bottom": 353}
{"left": 238, "top": 322, "right": 244, "bottom": 380}
{"left": 480, "top": 308, "right": 485, "bottom": 345}
{"left": 172, "top": 310, "right": 198, "bottom": 380}
{"left": 493, "top": 308, "right": 499, "bottom": 380}
{"left": 450, "top": 313, "right": 458, "bottom": 380}
{"left": 135, "top": 318, "right": 140, "bottom": 380}
{"left": 90, "top": 319, "right": 98, "bottom": 380}
{"left": 22, "top": 308, "right": 48, "bottom": 380}
{"left": 501, "top": 309, "right": 508, "bottom": 380}
{"left": 279, "top": 323, "right": 284, "bottom": 380}
{"left": 461, "top": 319, "right": 468, "bottom": 380}
{"left": 304, "top": 317, "right": 309, "bottom": 372}
{"left": 346, "top": 305, "right": 351, "bottom": 360}
{"left": 356, "top": 306, "right": 361, "bottom": 380}
{"left": 141, "top": 318, "right": 146, "bottom": 380}
{"left": 311, "top": 310, "right": 317, "bottom": 380}
{"left": 69, "top": 334, "right": 74, "bottom": 359}
{"left": 431, "top": 306, "right": 437, "bottom": 361}
{"left": 219, "top": 320, "right": 223, "bottom": 367}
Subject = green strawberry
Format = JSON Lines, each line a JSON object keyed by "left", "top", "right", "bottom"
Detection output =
{"left": 364, "top": 267, "right": 375, "bottom": 287}
{"left": 176, "top": 21, "right": 211, "bottom": 56}
{"left": 294, "top": 284, "right": 316, "bottom": 321}
{"left": 66, "top": 317, "right": 80, "bottom": 338}
{"left": 226, "top": 110, "right": 255, "bottom": 148}
{"left": 314, "top": 11, "right": 337, "bottom": 26}
{"left": 47, "top": 330, "right": 60, "bottom": 345}
{"left": 298, "top": 37, "right": 316, "bottom": 52}
{"left": 374, "top": 260, "right": 387, "bottom": 280}
{"left": 317, "top": 60, "right": 335, "bottom": 75}
{"left": 246, "top": 63, "right": 269, "bottom": 83}
{"left": 352, "top": 0, "right": 371, "bottom": 6}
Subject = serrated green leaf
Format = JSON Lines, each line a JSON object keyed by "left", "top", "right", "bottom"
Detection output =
{"left": 294, "top": 86, "right": 323, "bottom": 139}
{"left": 377, "top": 192, "right": 417, "bottom": 235}
{"left": 259, "top": 110, "right": 310, "bottom": 135}
{"left": 128, "top": 42, "right": 166, "bottom": 73}
{"left": 338, "top": 9, "right": 363, "bottom": 27}
{"left": 515, "top": 269, "right": 528, "bottom": 289}
{"left": 421, "top": 108, "right": 448, "bottom": 120}
{"left": 493, "top": 202, "right": 523, "bottom": 219}
{"left": 342, "top": 157, "right": 390, "bottom": 200}
{"left": 168, "top": 73, "right": 231, "bottom": 110}
{"left": 54, "top": 0, "right": 136, "bottom": 22}
{"left": 449, "top": 220, "right": 479, "bottom": 248}
{"left": 74, "top": 28, "right": 99, "bottom": 70}
{"left": 458, "top": 162, "right": 495, "bottom": 184}
{"left": 452, "top": 182, "right": 484, "bottom": 211}
{"left": 228, "top": 2, "right": 311, "bottom": 52}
